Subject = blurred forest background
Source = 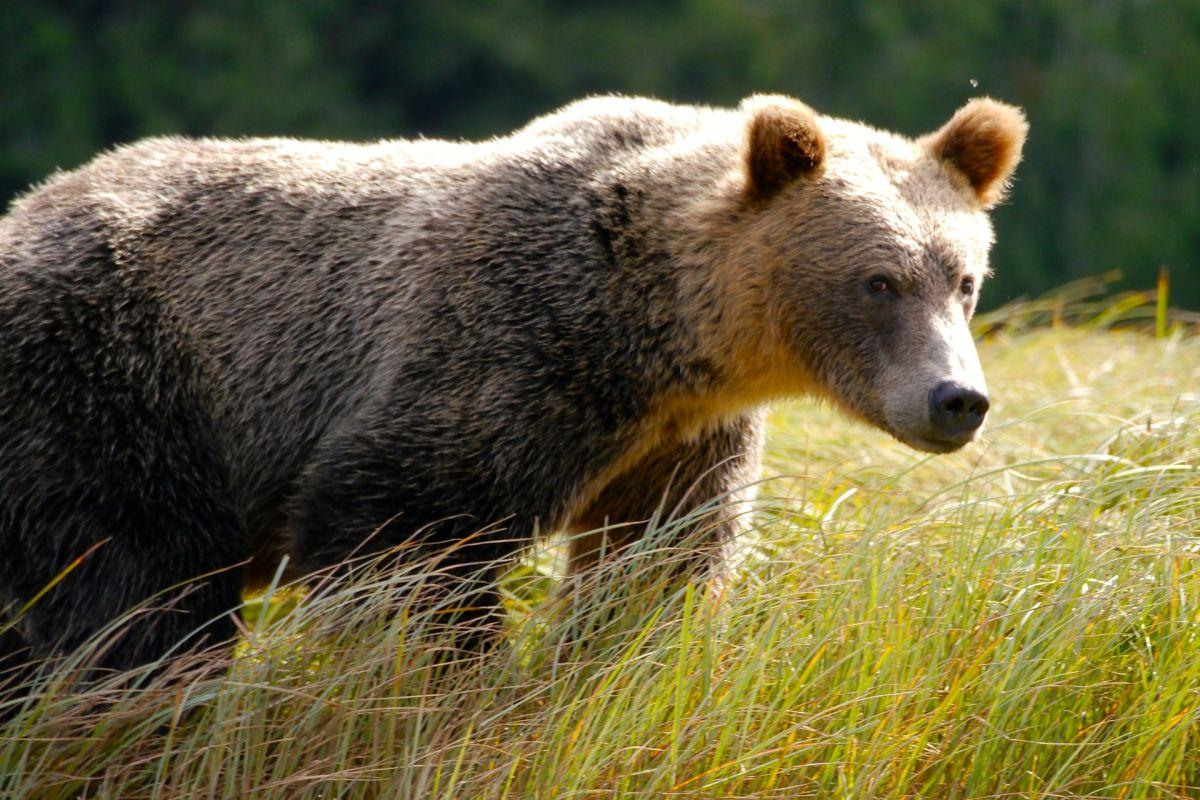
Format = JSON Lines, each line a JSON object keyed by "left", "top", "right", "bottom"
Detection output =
{"left": 2, "top": 0, "right": 1197, "bottom": 309}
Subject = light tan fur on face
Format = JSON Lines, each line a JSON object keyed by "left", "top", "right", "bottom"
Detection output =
{"left": 661, "top": 98, "right": 1023, "bottom": 455}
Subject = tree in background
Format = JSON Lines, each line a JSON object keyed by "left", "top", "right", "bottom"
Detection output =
{"left": 2, "top": 0, "right": 1197, "bottom": 307}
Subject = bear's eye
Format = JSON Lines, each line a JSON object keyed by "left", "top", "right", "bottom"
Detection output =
{"left": 960, "top": 277, "right": 975, "bottom": 296}
{"left": 867, "top": 276, "right": 892, "bottom": 295}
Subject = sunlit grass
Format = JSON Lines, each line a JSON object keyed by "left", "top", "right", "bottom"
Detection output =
{"left": 2, "top": 286, "right": 1198, "bottom": 799}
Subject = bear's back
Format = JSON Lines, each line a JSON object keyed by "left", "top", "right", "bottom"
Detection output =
{"left": 0, "top": 96, "right": 734, "bottom": 541}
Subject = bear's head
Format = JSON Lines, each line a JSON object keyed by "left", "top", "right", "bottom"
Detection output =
{"left": 730, "top": 94, "right": 1027, "bottom": 453}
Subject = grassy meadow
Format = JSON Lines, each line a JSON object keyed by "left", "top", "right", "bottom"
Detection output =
{"left": 1, "top": 286, "right": 1199, "bottom": 799}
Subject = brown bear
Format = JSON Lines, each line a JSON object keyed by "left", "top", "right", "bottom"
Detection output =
{"left": 0, "top": 94, "right": 1026, "bottom": 677}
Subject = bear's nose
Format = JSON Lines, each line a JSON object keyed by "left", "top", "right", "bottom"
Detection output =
{"left": 928, "top": 382, "right": 990, "bottom": 439}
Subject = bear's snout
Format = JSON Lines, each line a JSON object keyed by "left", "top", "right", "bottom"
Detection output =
{"left": 928, "top": 382, "right": 989, "bottom": 442}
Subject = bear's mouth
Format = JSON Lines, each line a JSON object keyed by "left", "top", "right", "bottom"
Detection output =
{"left": 874, "top": 385, "right": 986, "bottom": 455}
{"left": 886, "top": 422, "right": 980, "bottom": 454}
{"left": 828, "top": 390, "right": 979, "bottom": 455}
{"left": 903, "top": 433, "right": 973, "bottom": 454}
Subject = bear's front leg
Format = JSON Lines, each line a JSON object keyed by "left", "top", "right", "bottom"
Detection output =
{"left": 289, "top": 417, "right": 531, "bottom": 658}
{"left": 565, "top": 410, "right": 766, "bottom": 582}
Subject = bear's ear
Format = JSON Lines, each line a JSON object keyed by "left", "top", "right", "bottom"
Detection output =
{"left": 923, "top": 98, "right": 1028, "bottom": 209}
{"left": 742, "top": 95, "right": 826, "bottom": 204}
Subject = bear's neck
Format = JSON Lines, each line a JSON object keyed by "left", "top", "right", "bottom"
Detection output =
{"left": 593, "top": 142, "right": 817, "bottom": 425}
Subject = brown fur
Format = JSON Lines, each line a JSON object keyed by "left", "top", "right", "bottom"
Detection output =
{"left": 0, "top": 94, "right": 1026, "bottom": 674}
{"left": 923, "top": 98, "right": 1029, "bottom": 208}
{"left": 742, "top": 95, "right": 827, "bottom": 203}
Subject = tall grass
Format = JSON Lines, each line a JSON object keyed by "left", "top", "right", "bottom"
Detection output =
{"left": 1, "top": 287, "right": 1198, "bottom": 799}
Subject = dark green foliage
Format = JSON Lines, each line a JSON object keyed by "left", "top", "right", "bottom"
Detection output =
{"left": 2, "top": 0, "right": 1196, "bottom": 308}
